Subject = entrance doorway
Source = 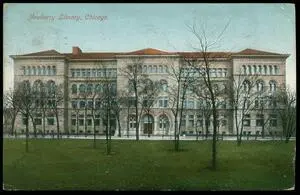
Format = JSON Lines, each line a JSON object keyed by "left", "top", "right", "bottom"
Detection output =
{"left": 142, "top": 114, "right": 154, "bottom": 135}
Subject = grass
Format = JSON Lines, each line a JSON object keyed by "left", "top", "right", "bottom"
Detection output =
{"left": 3, "top": 139, "right": 295, "bottom": 190}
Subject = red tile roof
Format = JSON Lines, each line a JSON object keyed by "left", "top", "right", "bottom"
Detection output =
{"left": 13, "top": 48, "right": 287, "bottom": 59}
{"left": 123, "top": 48, "right": 170, "bottom": 55}
{"left": 235, "top": 48, "right": 282, "bottom": 55}
{"left": 22, "top": 49, "right": 63, "bottom": 56}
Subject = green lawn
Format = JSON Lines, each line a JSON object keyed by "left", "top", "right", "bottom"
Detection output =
{"left": 3, "top": 139, "right": 295, "bottom": 190}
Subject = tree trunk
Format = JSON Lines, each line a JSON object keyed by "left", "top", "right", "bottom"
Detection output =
{"left": 117, "top": 111, "right": 121, "bottom": 137}
{"left": 56, "top": 111, "right": 60, "bottom": 139}
{"left": 11, "top": 115, "right": 16, "bottom": 137}
{"left": 43, "top": 111, "right": 46, "bottom": 137}
{"left": 25, "top": 116, "right": 29, "bottom": 152}
{"left": 29, "top": 115, "right": 37, "bottom": 138}
{"left": 93, "top": 118, "right": 96, "bottom": 149}
{"left": 211, "top": 105, "right": 217, "bottom": 171}
{"left": 135, "top": 100, "right": 139, "bottom": 141}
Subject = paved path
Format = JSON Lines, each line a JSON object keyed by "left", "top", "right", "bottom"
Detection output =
{"left": 2, "top": 134, "right": 295, "bottom": 141}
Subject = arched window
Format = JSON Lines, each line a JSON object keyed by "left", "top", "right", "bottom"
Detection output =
{"left": 37, "top": 67, "right": 41, "bottom": 75}
{"left": 47, "top": 66, "right": 51, "bottom": 76}
{"left": 247, "top": 65, "right": 252, "bottom": 75}
{"left": 160, "top": 80, "right": 168, "bottom": 92}
{"left": 159, "top": 114, "right": 170, "bottom": 135}
{"left": 71, "top": 84, "right": 77, "bottom": 94}
{"left": 143, "top": 65, "right": 147, "bottom": 73}
{"left": 147, "top": 65, "right": 152, "bottom": 73}
{"left": 33, "top": 80, "right": 43, "bottom": 95}
{"left": 129, "top": 115, "right": 136, "bottom": 129}
{"left": 223, "top": 68, "right": 227, "bottom": 77}
{"left": 26, "top": 67, "right": 30, "bottom": 75}
{"left": 256, "top": 80, "right": 264, "bottom": 92}
{"left": 269, "top": 80, "right": 277, "bottom": 92}
{"left": 253, "top": 65, "right": 257, "bottom": 74}
{"left": 242, "top": 65, "right": 246, "bottom": 75}
{"left": 21, "top": 80, "right": 31, "bottom": 95}
{"left": 217, "top": 69, "right": 222, "bottom": 77}
{"left": 95, "top": 84, "right": 102, "bottom": 93}
{"left": 42, "top": 67, "right": 46, "bottom": 75}
{"left": 243, "top": 80, "right": 250, "bottom": 92}
{"left": 269, "top": 65, "right": 273, "bottom": 75}
{"left": 142, "top": 114, "right": 154, "bottom": 135}
{"left": 87, "top": 84, "right": 93, "bottom": 95}
{"left": 79, "top": 84, "right": 86, "bottom": 94}
{"left": 153, "top": 65, "right": 157, "bottom": 73}
{"left": 159, "top": 65, "right": 163, "bottom": 73}
{"left": 164, "top": 65, "right": 168, "bottom": 73}
{"left": 53, "top": 66, "right": 56, "bottom": 75}
{"left": 263, "top": 65, "right": 267, "bottom": 75}
{"left": 47, "top": 80, "right": 56, "bottom": 96}
{"left": 258, "top": 65, "right": 262, "bottom": 74}
{"left": 274, "top": 66, "right": 279, "bottom": 75}
{"left": 33, "top": 67, "right": 36, "bottom": 75}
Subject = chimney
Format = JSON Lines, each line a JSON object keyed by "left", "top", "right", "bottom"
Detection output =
{"left": 72, "top": 46, "right": 82, "bottom": 55}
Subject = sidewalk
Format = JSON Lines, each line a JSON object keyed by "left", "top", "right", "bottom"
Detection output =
{"left": 2, "top": 134, "right": 296, "bottom": 141}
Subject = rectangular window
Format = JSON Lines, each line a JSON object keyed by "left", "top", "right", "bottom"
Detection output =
{"left": 72, "top": 101, "right": 77, "bottom": 109}
{"left": 82, "top": 69, "right": 86, "bottom": 77}
{"left": 76, "top": 70, "right": 80, "bottom": 77}
{"left": 256, "top": 114, "right": 264, "bottom": 126}
{"left": 205, "top": 120, "right": 210, "bottom": 127}
{"left": 86, "top": 69, "right": 91, "bottom": 77}
{"left": 71, "top": 119, "right": 76, "bottom": 126}
{"left": 87, "top": 119, "right": 92, "bottom": 126}
{"left": 47, "top": 118, "right": 55, "bottom": 125}
{"left": 92, "top": 69, "right": 97, "bottom": 77}
{"left": 95, "top": 119, "right": 100, "bottom": 126}
{"left": 71, "top": 69, "right": 75, "bottom": 77}
{"left": 87, "top": 101, "right": 93, "bottom": 108}
{"left": 97, "top": 69, "right": 102, "bottom": 77}
{"left": 22, "top": 118, "right": 27, "bottom": 125}
{"left": 180, "top": 115, "right": 186, "bottom": 128}
{"left": 188, "top": 115, "right": 194, "bottom": 127}
{"left": 270, "top": 114, "right": 277, "bottom": 127}
{"left": 79, "top": 119, "right": 84, "bottom": 126}
{"left": 34, "top": 118, "right": 42, "bottom": 125}
{"left": 188, "top": 100, "right": 194, "bottom": 109}
{"left": 243, "top": 114, "right": 251, "bottom": 126}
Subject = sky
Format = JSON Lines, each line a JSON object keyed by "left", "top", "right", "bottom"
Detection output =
{"left": 3, "top": 3, "right": 296, "bottom": 92}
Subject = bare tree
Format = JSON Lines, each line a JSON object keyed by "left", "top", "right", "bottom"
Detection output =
{"left": 140, "top": 79, "right": 160, "bottom": 137}
{"left": 275, "top": 86, "right": 296, "bottom": 143}
{"left": 168, "top": 57, "right": 196, "bottom": 151}
{"left": 16, "top": 81, "right": 35, "bottom": 152}
{"left": 47, "top": 82, "right": 64, "bottom": 139}
{"left": 183, "top": 19, "right": 230, "bottom": 170}
{"left": 119, "top": 57, "right": 148, "bottom": 141}
{"left": 3, "top": 89, "right": 21, "bottom": 137}
{"left": 101, "top": 72, "right": 117, "bottom": 155}
{"left": 227, "top": 72, "right": 260, "bottom": 145}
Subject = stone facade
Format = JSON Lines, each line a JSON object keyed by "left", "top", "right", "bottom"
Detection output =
{"left": 10, "top": 47, "right": 289, "bottom": 136}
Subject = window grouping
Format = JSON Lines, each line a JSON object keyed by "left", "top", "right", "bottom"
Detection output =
{"left": 242, "top": 113, "right": 278, "bottom": 127}
{"left": 243, "top": 80, "right": 277, "bottom": 93}
{"left": 142, "top": 65, "right": 168, "bottom": 74}
{"left": 23, "top": 66, "right": 56, "bottom": 76}
{"left": 181, "top": 68, "right": 228, "bottom": 77}
{"left": 71, "top": 68, "right": 117, "bottom": 78}
{"left": 71, "top": 82, "right": 117, "bottom": 96}
{"left": 242, "top": 64, "right": 280, "bottom": 75}
{"left": 180, "top": 114, "right": 227, "bottom": 133}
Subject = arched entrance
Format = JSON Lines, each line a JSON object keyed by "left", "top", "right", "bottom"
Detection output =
{"left": 142, "top": 114, "right": 154, "bottom": 135}
{"left": 159, "top": 114, "right": 170, "bottom": 136}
